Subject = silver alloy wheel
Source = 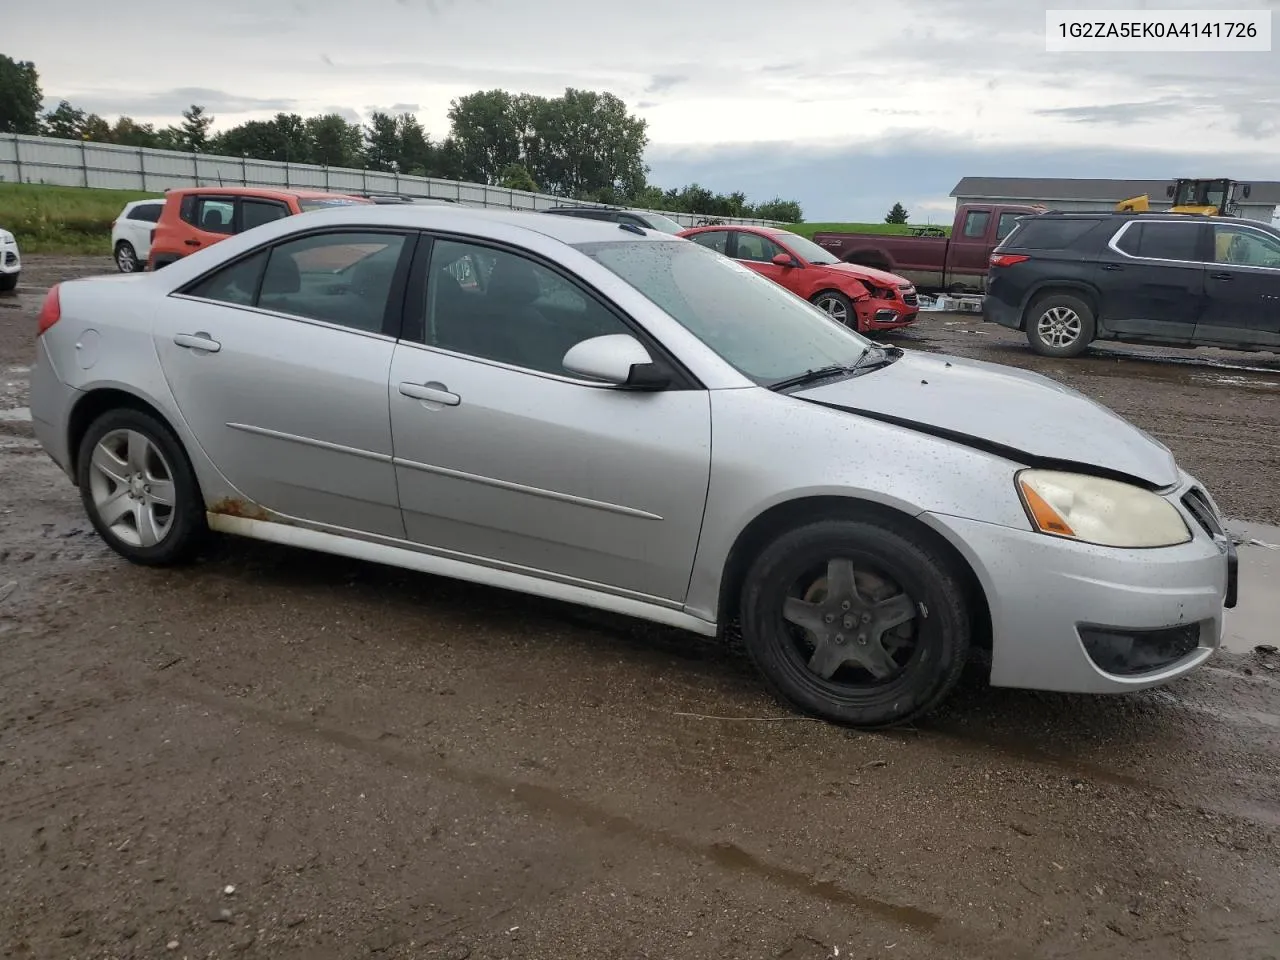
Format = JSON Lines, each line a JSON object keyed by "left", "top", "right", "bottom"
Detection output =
{"left": 1036, "top": 305, "right": 1082, "bottom": 348}
{"left": 815, "top": 295, "right": 849, "bottom": 326}
{"left": 116, "top": 244, "right": 137, "bottom": 272}
{"left": 88, "top": 429, "right": 176, "bottom": 548}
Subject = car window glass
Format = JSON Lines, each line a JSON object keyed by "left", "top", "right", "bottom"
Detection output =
{"left": 735, "top": 232, "right": 782, "bottom": 262}
{"left": 256, "top": 231, "right": 407, "bottom": 334}
{"left": 1006, "top": 218, "right": 1102, "bottom": 250}
{"left": 689, "top": 230, "right": 729, "bottom": 254}
{"left": 422, "top": 239, "right": 632, "bottom": 377}
{"left": 962, "top": 211, "right": 991, "bottom": 238}
{"left": 184, "top": 250, "right": 268, "bottom": 305}
{"left": 1135, "top": 222, "right": 1199, "bottom": 261}
{"left": 129, "top": 203, "right": 162, "bottom": 223}
{"left": 196, "top": 198, "right": 234, "bottom": 235}
{"left": 240, "top": 199, "right": 288, "bottom": 232}
{"left": 179, "top": 196, "right": 198, "bottom": 225}
{"left": 1212, "top": 226, "right": 1280, "bottom": 267}
{"left": 996, "top": 212, "right": 1021, "bottom": 240}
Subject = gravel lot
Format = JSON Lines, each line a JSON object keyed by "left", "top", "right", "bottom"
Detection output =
{"left": 2, "top": 256, "right": 1279, "bottom": 960}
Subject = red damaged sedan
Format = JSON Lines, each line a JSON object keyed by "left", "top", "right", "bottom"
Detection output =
{"left": 678, "top": 224, "right": 918, "bottom": 332}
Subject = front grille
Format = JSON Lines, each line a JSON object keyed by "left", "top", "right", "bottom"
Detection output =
{"left": 903, "top": 292, "right": 918, "bottom": 306}
{"left": 1182, "top": 487, "right": 1223, "bottom": 538}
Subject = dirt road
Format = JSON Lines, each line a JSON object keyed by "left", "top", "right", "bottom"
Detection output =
{"left": 2, "top": 257, "right": 1279, "bottom": 959}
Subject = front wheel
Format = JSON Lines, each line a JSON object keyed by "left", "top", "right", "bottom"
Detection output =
{"left": 76, "top": 408, "right": 207, "bottom": 565}
{"left": 811, "top": 290, "right": 857, "bottom": 330}
{"left": 115, "top": 240, "right": 140, "bottom": 273}
{"left": 0, "top": 272, "right": 16, "bottom": 293}
{"left": 739, "top": 518, "right": 972, "bottom": 727}
{"left": 1025, "top": 293, "right": 1096, "bottom": 357}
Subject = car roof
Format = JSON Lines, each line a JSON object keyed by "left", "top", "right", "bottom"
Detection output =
{"left": 164, "top": 186, "right": 368, "bottom": 202}
{"left": 249, "top": 202, "right": 688, "bottom": 245}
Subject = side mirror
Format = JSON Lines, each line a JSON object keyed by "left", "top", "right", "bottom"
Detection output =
{"left": 562, "top": 334, "right": 672, "bottom": 389}
{"left": 772, "top": 252, "right": 799, "bottom": 267}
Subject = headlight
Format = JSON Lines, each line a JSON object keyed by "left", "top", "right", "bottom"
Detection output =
{"left": 1016, "top": 469, "right": 1191, "bottom": 548}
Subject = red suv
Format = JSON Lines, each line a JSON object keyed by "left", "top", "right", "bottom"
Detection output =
{"left": 148, "top": 187, "right": 371, "bottom": 270}
{"left": 679, "top": 225, "right": 919, "bottom": 332}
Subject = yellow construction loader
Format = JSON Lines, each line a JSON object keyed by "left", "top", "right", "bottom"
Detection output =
{"left": 1116, "top": 178, "right": 1252, "bottom": 217}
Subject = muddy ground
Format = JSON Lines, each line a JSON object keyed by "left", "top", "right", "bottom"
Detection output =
{"left": 1, "top": 256, "right": 1279, "bottom": 960}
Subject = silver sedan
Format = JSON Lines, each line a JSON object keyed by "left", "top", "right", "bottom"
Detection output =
{"left": 27, "top": 204, "right": 1237, "bottom": 726}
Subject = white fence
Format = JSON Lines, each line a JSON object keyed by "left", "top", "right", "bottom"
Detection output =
{"left": 0, "top": 133, "right": 784, "bottom": 228}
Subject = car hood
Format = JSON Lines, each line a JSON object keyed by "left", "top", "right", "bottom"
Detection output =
{"left": 815, "top": 261, "right": 908, "bottom": 288}
{"left": 793, "top": 350, "right": 1180, "bottom": 487}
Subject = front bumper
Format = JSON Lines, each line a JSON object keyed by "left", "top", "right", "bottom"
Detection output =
{"left": 858, "top": 299, "right": 918, "bottom": 330}
{"left": 924, "top": 488, "right": 1231, "bottom": 694}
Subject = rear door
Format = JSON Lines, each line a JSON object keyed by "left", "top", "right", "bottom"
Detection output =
{"left": 1094, "top": 219, "right": 1206, "bottom": 341}
{"left": 1196, "top": 221, "right": 1280, "bottom": 349}
{"left": 179, "top": 194, "right": 237, "bottom": 255}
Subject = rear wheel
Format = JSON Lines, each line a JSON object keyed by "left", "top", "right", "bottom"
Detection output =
{"left": 739, "top": 518, "right": 972, "bottom": 727}
{"left": 1025, "top": 292, "right": 1096, "bottom": 357}
{"left": 76, "top": 408, "right": 207, "bottom": 565}
{"left": 0, "top": 273, "right": 16, "bottom": 293}
{"left": 811, "top": 290, "right": 857, "bottom": 330}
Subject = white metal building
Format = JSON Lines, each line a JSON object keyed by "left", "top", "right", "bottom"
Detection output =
{"left": 951, "top": 176, "right": 1280, "bottom": 223}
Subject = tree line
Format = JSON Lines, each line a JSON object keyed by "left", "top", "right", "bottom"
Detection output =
{"left": 0, "top": 54, "right": 803, "bottom": 222}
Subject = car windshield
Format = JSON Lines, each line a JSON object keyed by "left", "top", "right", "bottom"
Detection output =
{"left": 575, "top": 239, "right": 873, "bottom": 385}
{"left": 775, "top": 231, "right": 840, "bottom": 265}
{"left": 640, "top": 212, "right": 685, "bottom": 235}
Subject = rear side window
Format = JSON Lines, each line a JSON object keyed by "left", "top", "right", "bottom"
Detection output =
{"left": 1005, "top": 218, "right": 1101, "bottom": 250}
{"left": 688, "top": 230, "right": 729, "bottom": 254}
{"left": 1114, "top": 222, "right": 1201, "bottom": 261}
{"left": 996, "top": 212, "right": 1022, "bottom": 240}
{"left": 128, "top": 203, "right": 162, "bottom": 223}
{"left": 195, "top": 198, "right": 234, "bottom": 235}
{"left": 240, "top": 199, "right": 289, "bottom": 232}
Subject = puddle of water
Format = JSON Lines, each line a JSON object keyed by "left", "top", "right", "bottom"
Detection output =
{"left": 0, "top": 407, "right": 31, "bottom": 422}
{"left": 1223, "top": 520, "right": 1280, "bottom": 654}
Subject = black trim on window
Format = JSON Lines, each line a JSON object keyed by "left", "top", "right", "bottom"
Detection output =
{"left": 401, "top": 229, "right": 705, "bottom": 391}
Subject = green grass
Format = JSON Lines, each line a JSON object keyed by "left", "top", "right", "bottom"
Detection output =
{"left": 784, "top": 221, "right": 951, "bottom": 240}
{"left": 0, "top": 183, "right": 162, "bottom": 254}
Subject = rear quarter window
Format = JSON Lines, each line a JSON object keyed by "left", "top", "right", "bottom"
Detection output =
{"left": 1003, "top": 218, "right": 1103, "bottom": 250}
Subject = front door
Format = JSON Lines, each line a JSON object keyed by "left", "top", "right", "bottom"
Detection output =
{"left": 1195, "top": 221, "right": 1280, "bottom": 350}
{"left": 1094, "top": 219, "right": 1206, "bottom": 341}
{"left": 388, "top": 236, "right": 712, "bottom": 602}
{"left": 152, "top": 228, "right": 415, "bottom": 537}
{"left": 731, "top": 230, "right": 789, "bottom": 285}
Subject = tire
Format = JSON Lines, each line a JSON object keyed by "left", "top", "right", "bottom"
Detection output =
{"left": 0, "top": 272, "right": 16, "bottom": 293}
{"left": 76, "top": 408, "right": 207, "bottom": 565}
{"left": 114, "top": 240, "right": 140, "bottom": 273}
{"left": 811, "top": 290, "right": 857, "bottom": 330}
{"left": 1024, "top": 292, "right": 1095, "bottom": 357}
{"left": 739, "top": 517, "right": 972, "bottom": 728}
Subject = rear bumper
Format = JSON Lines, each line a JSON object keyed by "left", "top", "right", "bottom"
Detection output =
{"left": 982, "top": 293, "right": 1021, "bottom": 330}
{"left": 30, "top": 336, "right": 78, "bottom": 480}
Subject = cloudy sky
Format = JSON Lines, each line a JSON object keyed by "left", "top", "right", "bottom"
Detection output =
{"left": 9, "top": 0, "right": 1280, "bottom": 221}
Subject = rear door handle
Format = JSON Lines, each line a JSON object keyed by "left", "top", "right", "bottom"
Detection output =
{"left": 1101, "top": 263, "right": 1123, "bottom": 271}
{"left": 173, "top": 332, "right": 221, "bottom": 352}
{"left": 399, "top": 381, "right": 460, "bottom": 406}
{"left": 184, "top": 239, "right": 201, "bottom": 247}
{"left": 1210, "top": 272, "right": 1234, "bottom": 281}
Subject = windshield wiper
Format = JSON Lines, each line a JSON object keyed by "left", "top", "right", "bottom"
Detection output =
{"left": 768, "top": 363, "right": 859, "bottom": 392}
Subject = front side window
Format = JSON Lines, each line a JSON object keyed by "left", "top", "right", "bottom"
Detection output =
{"left": 576, "top": 239, "right": 872, "bottom": 385}
{"left": 734, "top": 232, "right": 784, "bottom": 263}
{"left": 421, "top": 239, "right": 632, "bottom": 376}
{"left": 1212, "top": 225, "right": 1280, "bottom": 267}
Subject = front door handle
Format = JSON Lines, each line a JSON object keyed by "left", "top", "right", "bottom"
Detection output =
{"left": 174, "top": 332, "right": 221, "bottom": 352}
{"left": 399, "top": 381, "right": 460, "bottom": 406}
{"left": 1101, "top": 263, "right": 1122, "bottom": 271}
{"left": 1210, "top": 272, "right": 1234, "bottom": 281}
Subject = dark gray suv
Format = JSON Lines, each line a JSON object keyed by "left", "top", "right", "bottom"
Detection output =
{"left": 984, "top": 211, "right": 1280, "bottom": 357}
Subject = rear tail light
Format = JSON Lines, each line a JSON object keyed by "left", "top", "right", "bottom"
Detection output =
{"left": 989, "top": 253, "right": 1030, "bottom": 267}
{"left": 36, "top": 284, "right": 62, "bottom": 336}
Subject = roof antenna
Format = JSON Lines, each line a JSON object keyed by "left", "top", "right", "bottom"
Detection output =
{"left": 619, "top": 222, "right": 645, "bottom": 235}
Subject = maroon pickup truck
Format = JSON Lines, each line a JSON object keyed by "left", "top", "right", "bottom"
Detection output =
{"left": 812, "top": 202, "right": 1046, "bottom": 295}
